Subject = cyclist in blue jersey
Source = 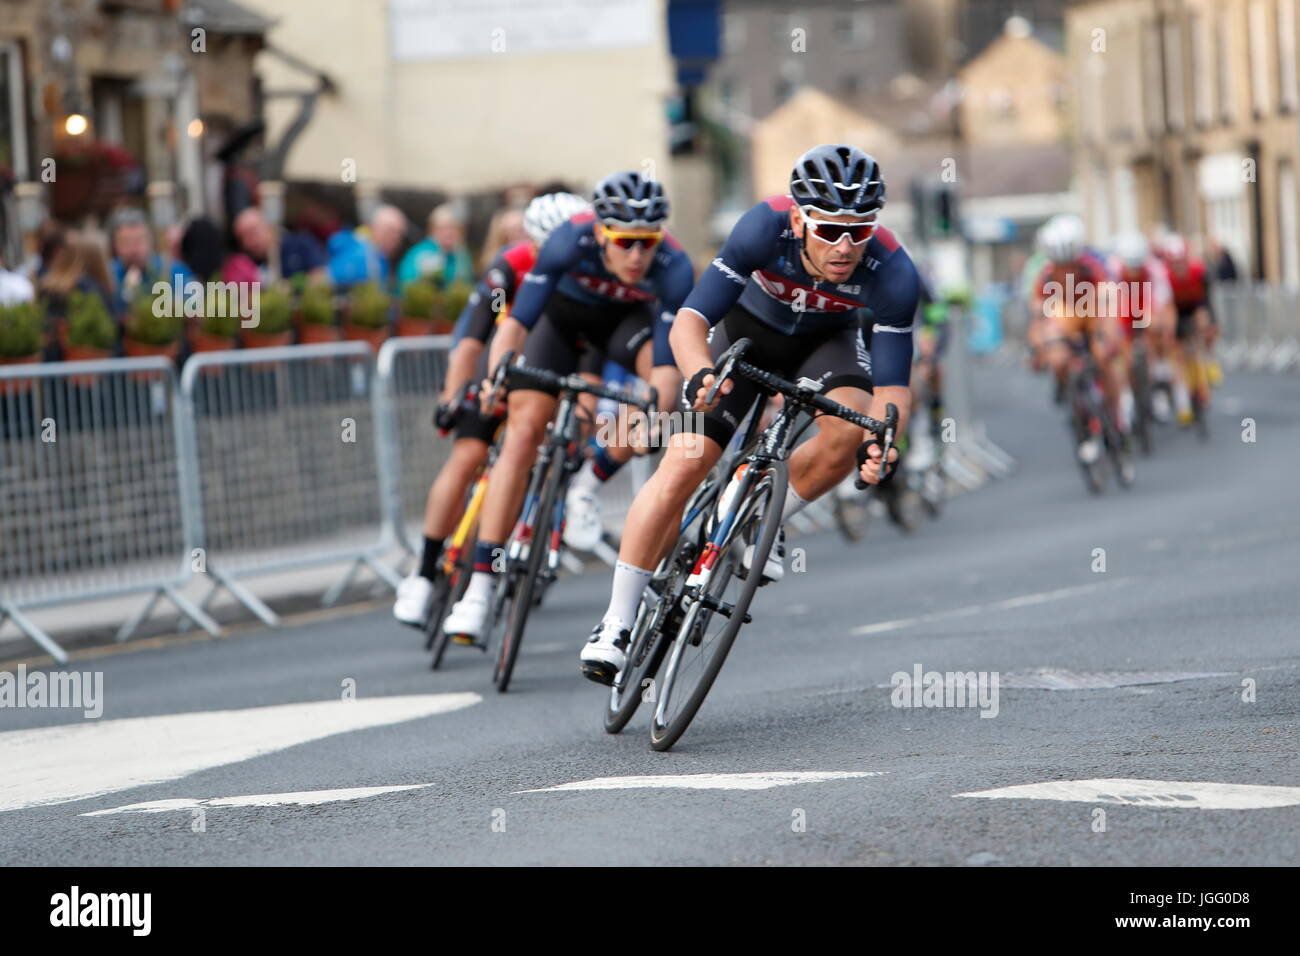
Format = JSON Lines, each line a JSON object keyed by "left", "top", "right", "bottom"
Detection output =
{"left": 580, "top": 144, "right": 919, "bottom": 684}
{"left": 441, "top": 171, "right": 694, "bottom": 644}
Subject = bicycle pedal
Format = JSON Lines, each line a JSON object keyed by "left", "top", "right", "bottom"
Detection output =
{"left": 450, "top": 633, "right": 475, "bottom": 646}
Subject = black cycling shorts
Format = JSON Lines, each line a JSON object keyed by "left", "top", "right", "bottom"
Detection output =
{"left": 1175, "top": 305, "right": 1200, "bottom": 340}
{"left": 453, "top": 348, "right": 505, "bottom": 444}
{"left": 685, "top": 305, "right": 874, "bottom": 449}
{"left": 517, "top": 292, "right": 654, "bottom": 395}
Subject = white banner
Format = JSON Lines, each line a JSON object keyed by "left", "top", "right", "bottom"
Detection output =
{"left": 390, "top": 0, "right": 656, "bottom": 61}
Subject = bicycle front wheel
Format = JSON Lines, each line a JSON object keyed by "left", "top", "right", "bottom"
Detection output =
{"left": 649, "top": 462, "right": 787, "bottom": 752}
{"left": 495, "top": 452, "right": 565, "bottom": 693}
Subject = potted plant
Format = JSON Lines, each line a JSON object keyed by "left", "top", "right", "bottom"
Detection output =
{"left": 297, "top": 282, "right": 340, "bottom": 343}
{"left": 242, "top": 283, "right": 294, "bottom": 349}
{"left": 438, "top": 280, "right": 473, "bottom": 335}
{"left": 124, "top": 291, "right": 183, "bottom": 361}
{"left": 344, "top": 281, "right": 391, "bottom": 349}
{"left": 62, "top": 291, "right": 118, "bottom": 385}
{"left": 192, "top": 291, "right": 239, "bottom": 349}
{"left": 0, "top": 300, "right": 45, "bottom": 396}
{"left": 398, "top": 279, "right": 440, "bottom": 336}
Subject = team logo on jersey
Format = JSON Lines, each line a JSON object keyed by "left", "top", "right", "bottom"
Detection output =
{"left": 752, "top": 271, "right": 859, "bottom": 312}
{"left": 836, "top": 283, "right": 861, "bottom": 294}
{"left": 572, "top": 274, "right": 655, "bottom": 302}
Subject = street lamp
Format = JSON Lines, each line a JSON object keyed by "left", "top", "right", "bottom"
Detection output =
{"left": 64, "top": 113, "right": 89, "bottom": 136}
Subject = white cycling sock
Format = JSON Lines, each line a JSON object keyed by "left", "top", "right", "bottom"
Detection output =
{"left": 569, "top": 459, "right": 601, "bottom": 499}
{"left": 604, "top": 561, "right": 653, "bottom": 628}
{"left": 780, "top": 484, "right": 810, "bottom": 523}
{"left": 463, "top": 570, "right": 494, "bottom": 604}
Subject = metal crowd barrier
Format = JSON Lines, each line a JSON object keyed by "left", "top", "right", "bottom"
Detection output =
{"left": 1213, "top": 282, "right": 1300, "bottom": 372}
{"left": 176, "top": 342, "right": 399, "bottom": 629}
{"left": 373, "top": 336, "right": 453, "bottom": 563}
{"left": 0, "top": 357, "right": 216, "bottom": 663}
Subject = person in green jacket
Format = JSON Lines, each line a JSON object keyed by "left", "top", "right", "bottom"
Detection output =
{"left": 398, "top": 203, "right": 475, "bottom": 290}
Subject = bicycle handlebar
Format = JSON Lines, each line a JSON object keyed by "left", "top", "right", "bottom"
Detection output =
{"left": 493, "top": 354, "right": 658, "bottom": 414}
{"left": 707, "top": 337, "right": 898, "bottom": 488}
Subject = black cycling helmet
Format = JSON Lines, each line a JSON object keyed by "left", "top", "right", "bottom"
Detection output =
{"left": 790, "top": 144, "right": 886, "bottom": 217}
{"left": 592, "top": 171, "right": 669, "bottom": 227}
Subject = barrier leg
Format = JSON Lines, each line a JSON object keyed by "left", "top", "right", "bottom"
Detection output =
{"left": 163, "top": 586, "right": 221, "bottom": 637}
{"left": 362, "top": 553, "right": 403, "bottom": 592}
{"left": 210, "top": 569, "right": 281, "bottom": 627}
{"left": 0, "top": 604, "right": 70, "bottom": 665}
{"left": 115, "top": 589, "right": 164, "bottom": 642}
{"left": 175, "top": 576, "right": 221, "bottom": 633}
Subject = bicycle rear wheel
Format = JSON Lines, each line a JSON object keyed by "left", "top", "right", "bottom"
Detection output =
{"left": 494, "top": 452, "right": 565, "bottom": 693}
{"left": 428, "top": 536, "right": 475, "bottom": 669}
{"left": 1131, "top": 342, "right": 1154, "bottom": 455}
{"left": 649, "top": 463, "right": 786, "bottom": 752}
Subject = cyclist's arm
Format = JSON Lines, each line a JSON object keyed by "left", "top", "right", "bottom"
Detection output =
{"left": 673, "top": 202, "right": 774, "bottom": 379}
{"left": 441, "top": 338, "right": 484, "bottom": 405}
{"left": 865, "top": 257, "right": 920, "bottom": 438}
{"left": 484, "top": 223, "right": 581, "bottom": 380}
{"left": 446, "top": 268, "right": 509, "bottom": 402}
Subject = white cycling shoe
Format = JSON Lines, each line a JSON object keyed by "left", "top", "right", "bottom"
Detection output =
{"left": 742, "top": 528, "right": 786, "bottom": 584}
{"left": 443, "top": 594, "right": 489, "bottom": 644}
{"left": 580, "top": 619, "right": 631, "bottom": 686}
{"left": 393, "top": 574, "right": 435, "bottom": 628}
{"left": 563, "top": 486, "right": 604, "bottom": 551}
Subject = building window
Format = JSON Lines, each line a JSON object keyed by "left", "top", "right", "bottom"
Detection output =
{"left": 722, "top": 12, "right": 746, "bottom": 57}
{"left": 1279, "top": 161, "right": 1300, "bottom": 285}
{"left": 0, "top": 41, "right": 27, "bottom": 181}
{"left": 1111, "top": 165, "right": 1139, "bottom": 235}
{"left": 1192, "top": 13, "right": 1213, "bottom": 126}
{"left": 1250, "top": 0, "right": 1271, "bottom": 115}
{"left": 772, "top": 12, "right": 803, "bottom": 50}
{"left": 1279, "top": 0, "right": 1298, "bottom": 111}
{"left": 1163, "top": 20, "right": 1185, "bottom": 130}
{"left": 1143, "top": 22, "right": 1165, "bottom": 135}
{"left": 834, "top": 11, "right": 874, "bottom": 51}
{"left": 1218, "top": 11, "right": 1235, "bottom": 123}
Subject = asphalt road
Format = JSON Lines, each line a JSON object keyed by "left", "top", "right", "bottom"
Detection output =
{"left": 3, "top": 363, "right": 1298, "bottom": 866}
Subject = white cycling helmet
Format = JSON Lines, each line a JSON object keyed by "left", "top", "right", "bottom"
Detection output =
{"left": 1114, "top": 232, "right": 1149, "bottom": 270}
{"left": 523, "top": 192, "right": 591, "bottom": 245}
{"left": 1042, "top": 214, "right": 1085, "bottom": 263}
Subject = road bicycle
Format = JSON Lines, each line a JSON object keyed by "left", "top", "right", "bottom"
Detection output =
{"left": 480, "top": 354, "right": 657, "bottom": 693}
{"left": 1064, "top": 334, "right": 1134, "bottom": 494}
{"left": 602, "top": 338, "right": 896, "bottom": 750}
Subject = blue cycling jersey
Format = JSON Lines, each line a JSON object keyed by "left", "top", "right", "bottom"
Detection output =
{"left": 508, "top": 211, "right": 695, "bottom": 368}
{"left": 681, "top": 195, "right": 920, "bottom": 387}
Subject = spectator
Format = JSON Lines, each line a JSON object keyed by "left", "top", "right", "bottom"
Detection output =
{"left": 38, "top": 230, "right": 116, "bottom": 359}
{"left": 0, "top": 252, "right": 34, "bottom": 306}
{"left": 397, "top": 203, "right": 473, "bottom": 289}
{"left": 108, "top": 208, "right": 166, "bottom": 314}
{"left": 232, "top": 206, "right": 327, "bottom": 282}
{"left": 327, "top": 204, "right": 408, "bottom": 290}
{"left": 1207, "top": 237, "right": 1238, "bottom": 282}
{"left": 477, "top": 206, "right": 528, "bottom": 271}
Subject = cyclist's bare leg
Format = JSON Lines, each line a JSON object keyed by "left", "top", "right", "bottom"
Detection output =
{"left": 787, "top": 385, "right": 877, "bottom": 500}
{"left": 618, "top": 430, "right": 723, "bottom": 570}
{"left": 424, "top": 437, "right": 490, "bottom": 539}
{"left": 477, "top": 389, "right": 557, "bottom": 544}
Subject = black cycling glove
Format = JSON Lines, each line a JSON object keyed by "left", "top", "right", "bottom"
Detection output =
{"left": 433, "top": 400, "right": 459, "bottom": 435}
{"left": 855, "top": 438, "right": 897, "bottom": 488}
{"left": 682, "top": 366, "right": 717, "bottom": 409}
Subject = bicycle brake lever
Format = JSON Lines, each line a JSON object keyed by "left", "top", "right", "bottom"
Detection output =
{"left": 853, "top": 402, "right": 900, "bottom": 490}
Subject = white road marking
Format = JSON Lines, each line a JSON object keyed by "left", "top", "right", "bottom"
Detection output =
{"left": 877, "top": 669, "right": 1228, "bottom": 691}
{"left": 0, "top": 693, "right": 480, "bottom": 813}
{"left": 955, "top": 778, "right": 1300, "bottom": 810}
{"left": 82, "top": 784, "right": 433, "bottom": 816}
{"left": 516, "top": 771, "right": 885, "bottom": 793}
{"left": 851, "top": 580, "right": 1133, "bottom": 635}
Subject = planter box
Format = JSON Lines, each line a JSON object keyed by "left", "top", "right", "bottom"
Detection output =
{"left": 343, "top": 321, "right": 389, "bottom": 351}
{"left": 241, "top": 329, "right": 294, "bottom": 349}
{"left": 297, "top": 321, "right": 341, "bottom": 344}
{"left": 0, "top": 353, "right": 41, "bottom": 396}
{"left": 62, "top": 344, "right": 115, "bottom": 386}
{"left": 397, "top": 316, "right": 436, "bottom": 337}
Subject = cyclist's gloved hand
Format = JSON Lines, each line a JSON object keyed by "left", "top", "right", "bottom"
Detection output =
{"left": 855, "top": 438, "right": 899, "bottom": 487}
{"left": 683, "top": 366, "right": 730, "bottom": 412}
{"left": 433, "top": 400, "right": 459, "bottom": 436}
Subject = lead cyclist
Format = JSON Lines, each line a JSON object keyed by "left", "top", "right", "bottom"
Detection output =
{"left": 579, "top": 144, "right": 920, "bottom": 684}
